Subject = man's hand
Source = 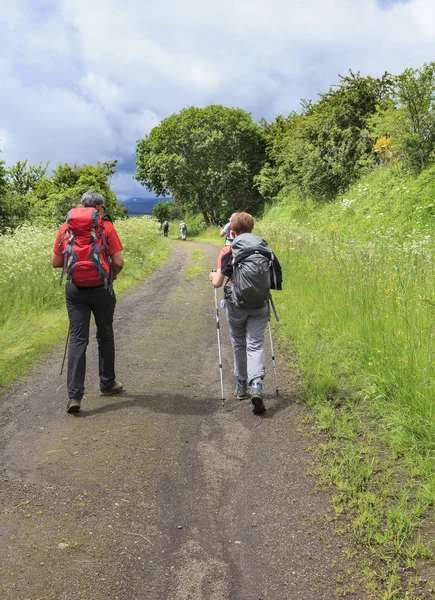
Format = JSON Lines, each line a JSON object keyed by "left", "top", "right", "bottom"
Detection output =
{"left": 209, "top": 269, "right": 224, "bottom": 288}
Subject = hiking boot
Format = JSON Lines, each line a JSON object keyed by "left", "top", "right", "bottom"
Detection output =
{"left": 66, "top": 399, "right": 81, "bottom": 413}
{"left": 250, "top": 383, "right": 266, "bottom": 414}
{"left": 233, "top": 378, "right": 248, "bottom": 400}
{"left": 100, "top": 381, "right": 123, "bottom": 396}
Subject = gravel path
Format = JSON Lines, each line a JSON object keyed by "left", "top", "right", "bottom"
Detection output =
{"left": 0, "top": 240, "right": 366, "bottom": 599}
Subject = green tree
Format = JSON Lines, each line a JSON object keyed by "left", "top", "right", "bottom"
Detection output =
{"left": 395, "top": 63, "right": 435, "bottom": 171}
{"left": 368, "top": 63, "right": 435, "bottom": 172}
{"left": 0, "top": 150, "right": 7, "bottom": 198}
{"left": 28, "top": 160, "right": 126, "bottom": 224}
{"left": 152, "top": 200, "right": 172, "bottom": 223}
{"left": 0, "top": 155, "right": 126, "bottom": 231}
{"left": 135, "top": 105, "right": 266, "bottom": 223}
{"left": 7, "top": 159, "right": 48, "bottom": 195}
{"left": 253, "top": 116, "right": 289, "bottom": 201}
{"left": 0, "top": 160, "right": 50, "bottom": 227}
{"left": 265, "top": 72, "right": 393, "bottom": 202}
{"left": 309, "top": 72, "right": 393, "bottom": 198}
{"left": 261, "top": 111, "right": 309, "bottom": 198}
{"left": 0, "top": 148, "right": 9, "bottom": 231}
{"left": 369, "top": 100, "right": 407, "bottom": 165}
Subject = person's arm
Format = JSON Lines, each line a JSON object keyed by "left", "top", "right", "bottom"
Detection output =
{"left": 105, "top": 223, "right": 124, "bottom": 275}
{"left": 209, "top": 269, "right": 225, "bottom": 288}
{"left": 51, "top": 252, "right": 63, "bottom": 268}
{"left": 51, "top": 225, "right": 65, "bottom": 268}
{"left": 209, "top": 246, "right": 231, "bottom": 287}
{"left": 111, "top": 251, "right": 124, "bottom": 275}
{"left": 220, "top": 223, "right": 229, "bottom": 238}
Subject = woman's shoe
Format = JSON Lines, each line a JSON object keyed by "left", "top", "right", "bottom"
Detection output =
{"left": 250, "top": 383, "right": 266, "bottom": 414}
{"left": 233, "top": 378, "right": 248, "bottom": 400}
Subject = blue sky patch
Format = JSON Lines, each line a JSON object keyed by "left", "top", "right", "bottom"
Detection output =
{"left": 376, "top": 0, "right": 412, "bottom": 11}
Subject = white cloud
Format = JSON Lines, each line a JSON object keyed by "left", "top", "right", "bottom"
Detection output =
{"left": 408, "top": 0, "right": 435, "bottom": 40}
{"left": 0, "top": 61, "right": 113, "bottom": 165}
{"left": 1, "top": 0, "right": 434, "bottom": 197}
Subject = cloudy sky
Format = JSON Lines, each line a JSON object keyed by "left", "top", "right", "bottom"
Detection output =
{"left": 1, "top": 0, "right": 434, "bottom": 200}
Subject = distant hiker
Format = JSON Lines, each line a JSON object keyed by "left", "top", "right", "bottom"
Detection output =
{"left": 209, "top": 212, "right": 282, "bottom": 415}
{"left": 179, "top": 220, "right": 187, "bottom": 241}
{"left": 214, "top": 214, "right": 224, "bottom": 227}
{"left": 51, "top": 191, "right": 125, "bottom": 414}
{"left": 163, "top": 220, "right": 169, "bottom": 237}
{"left": 157, "top": 221, "right": 163, "bottom": 232}
{"left": 220, "top": 213, "right": 236, "bottom": 246}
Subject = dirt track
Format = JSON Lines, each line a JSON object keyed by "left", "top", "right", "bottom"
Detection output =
{"left": 0, "top": 240, "right": 365, "bottom": 599}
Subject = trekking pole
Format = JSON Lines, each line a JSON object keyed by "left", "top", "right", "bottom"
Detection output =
{"left": 268, "top": 321, "right": 279, "bottom": 396}
{"left": 213, "top": 285, "right": 225, "bottom": 406}
{"left": 60, "top": 325, "right": 70, "bottom": 376}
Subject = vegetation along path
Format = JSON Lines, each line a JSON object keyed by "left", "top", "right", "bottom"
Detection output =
{"left": 0, "top": 240, "right": 364, "bottom": 600}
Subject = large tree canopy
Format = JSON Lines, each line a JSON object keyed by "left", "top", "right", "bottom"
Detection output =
{"left": 261, "top": 71, "right": 393, "bottom": 202}
{"left": 152, "top": 200, "right": 172, "bottom": 223}
{"left": 135, "top": 105, "right": 266, "bottom": 223}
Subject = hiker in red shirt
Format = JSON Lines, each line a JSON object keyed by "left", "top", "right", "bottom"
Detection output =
{"left": 51, "top": 191, "right": 125, "bottom": 413}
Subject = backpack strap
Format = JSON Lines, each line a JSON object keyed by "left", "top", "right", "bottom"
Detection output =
{"left": 59, "top": 209, "right": 78, "bottom": 286}
{"left": 61, "top": 234, "right": 77, "bottom": 285}
{"left": 270, "top": 253, "right": 278, "bottom": 289}
{"left": 59, "top": 230, "right": 74, "bottom": 286}
{"left": 270, "top": 254, "right": 283, "bottom": 291}
{"left": 269, "top": 295, "right": 280, "bottom": 322}
{"left": 89, "top": 219, "right": 110, "bottom": 292}
{"left": 96, "top": 218, "right": 114, "bottom": 294}
{"left": 59, "top": 248, "right": 68, "bottom": 286}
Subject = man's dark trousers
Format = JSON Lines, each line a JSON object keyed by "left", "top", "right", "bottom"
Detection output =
{"left": 66, "top": 282, "right": 117, "bottom": 400}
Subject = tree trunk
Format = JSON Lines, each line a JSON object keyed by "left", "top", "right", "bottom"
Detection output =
{"left": 197, "top": 192, "right": 211, "bottom": 224}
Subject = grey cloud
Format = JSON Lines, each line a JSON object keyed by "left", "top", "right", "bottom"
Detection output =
{"left": 1, "top": 0, "right": 435, "bottom": 198}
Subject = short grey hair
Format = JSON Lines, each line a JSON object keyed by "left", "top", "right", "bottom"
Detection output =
{"left": 81, "top": 191, "right": 106, "bottom": 208}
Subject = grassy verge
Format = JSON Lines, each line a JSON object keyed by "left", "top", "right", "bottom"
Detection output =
{"left": 189, "top": 226, "right": 223, "bottom": 247}
{"left": 0, "top": 217, "right": 169, "bottom": 389}
{"left": 258, "top": 177, "right": 435, "bottom": 597}
{"left": 185, "top": 250, "right": 209, "bottom": 280}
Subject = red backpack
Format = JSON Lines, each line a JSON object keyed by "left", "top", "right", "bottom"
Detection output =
{"left": 58, "top": 207, "right": 112, "bottom": 290}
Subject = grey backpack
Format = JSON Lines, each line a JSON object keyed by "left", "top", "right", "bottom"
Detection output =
{"left": 230, "top": 233, "right": 274, "bottom": 308}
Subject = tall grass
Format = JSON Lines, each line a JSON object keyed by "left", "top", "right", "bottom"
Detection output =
{"left": 188, "top": 223, "right": 224, "bottom": 246}
{"left": 258, "top": 168, "right": 435, "bottom": 595}
{"left": 0, "top": 217, "right": 169, "bottom": 388}
{"left": 262, "top": 223, "right": 435, "bottom": 456}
